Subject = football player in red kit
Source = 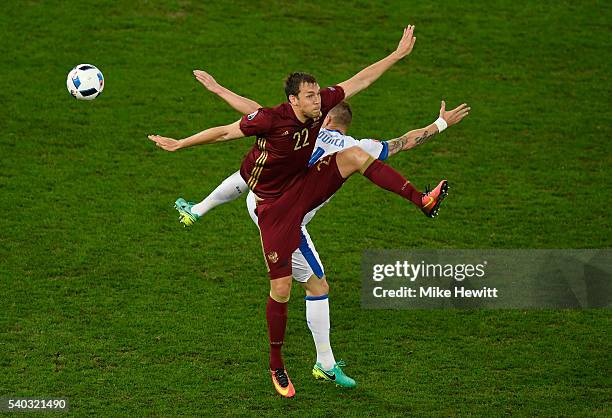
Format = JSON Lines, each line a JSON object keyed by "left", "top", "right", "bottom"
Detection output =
{"left": 149, "top": 25, "right": 466, "bottom": 397}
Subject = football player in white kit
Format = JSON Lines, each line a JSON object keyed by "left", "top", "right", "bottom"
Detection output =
{"left": 174, "top": 71, "right": 469, "bottom": 387}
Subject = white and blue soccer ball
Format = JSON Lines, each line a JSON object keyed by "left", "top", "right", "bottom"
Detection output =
{"left": 66, "top": 64, "right": 104, "bottom": 100}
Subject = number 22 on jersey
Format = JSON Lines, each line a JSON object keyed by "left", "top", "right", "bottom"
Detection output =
{"left": 293, "top": 128, "right": 310, "bottom": 151}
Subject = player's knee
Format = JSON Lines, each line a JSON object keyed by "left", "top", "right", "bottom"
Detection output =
{"left": 338, "top": 146, "right": 370, "bottom": 173}
{"left": 344, "top": 146, "right": 370, "bottom": 166}
{"left": 314, "top": 276, "right": 329, "bottom": 294}
{"left": 303, "top": 275, "right": 329, "bottom": 296}
{"left": 319, "top": 278, "right": 329, "bottom": 295}
{"left": 270, "top": 288, "right": 291, "bottom": 302}
{"left": 270, "top": 278, "right": 292, "bottom": 302}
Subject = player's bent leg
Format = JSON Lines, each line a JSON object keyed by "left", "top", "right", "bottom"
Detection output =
{"left": 336, "top": 146, "right": 372, "bottom": 178}
{"left": 337, "top": 148, "right": 450, "bottom": 218}
{"left": 267, "top": 275, "right": 295, "bottom": 398}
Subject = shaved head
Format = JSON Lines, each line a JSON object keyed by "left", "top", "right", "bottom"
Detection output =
{"left": 328, "top": 101, "right": 353, "bottom": 128}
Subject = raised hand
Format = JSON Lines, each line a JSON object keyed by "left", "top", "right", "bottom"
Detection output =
{"left": 148, "top": 134, "right": 183, "bottom": 152}
{"left": 394, "top": 25, "right": 417, "bottom": 59}
{"left": 193, "top": 70, "right": 224, "bottom": 95}
{"left": 440, "top": 101, "right": 471, "bottom": 127}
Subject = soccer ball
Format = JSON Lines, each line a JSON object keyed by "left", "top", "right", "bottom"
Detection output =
{"left": 66, "top": 64, "right": 104, "bottom": 100}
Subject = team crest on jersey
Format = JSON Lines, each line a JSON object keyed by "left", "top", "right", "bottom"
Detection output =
{"left": 266, "top": 251, "right": 279, "bottom": 264}
{"left": 247, "top": 110, "right": 259, "bottom": 121}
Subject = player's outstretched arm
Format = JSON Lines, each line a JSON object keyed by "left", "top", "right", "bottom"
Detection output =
{"left": 193, "top": 70, "right": 262, "bottom": 115}
{"left": 385, "top": 101, "right": 470, "bottom": 157}
{"left": 148, "top": 120, "right": 245, "bottom": 152}
{"left": 338, "top": 25, "right": 416, "bottom": 99}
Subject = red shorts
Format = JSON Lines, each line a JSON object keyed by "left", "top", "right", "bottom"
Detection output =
{"left": 256, "top": 153, "right": 346, "bottom": 279}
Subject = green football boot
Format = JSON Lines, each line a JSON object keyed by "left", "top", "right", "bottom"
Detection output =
{"left": 312, "top": 361, "right": 357, "bottom": 388}
{"left": 174, "top": 198, "right": 200, "bottom": 227}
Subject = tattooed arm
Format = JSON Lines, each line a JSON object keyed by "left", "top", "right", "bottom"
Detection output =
{"left": 386, "top": 125, "right": 438, "bottom": 156}
{"left": 385, "top": 101, "right": 470, "bottom": 157}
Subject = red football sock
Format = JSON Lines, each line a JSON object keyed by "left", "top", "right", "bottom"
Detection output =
{"left": 363, "top": 160, "right": 422, "bottom": 207}
{"left": 266, "top": 296, "right": 288, "bottom": 370}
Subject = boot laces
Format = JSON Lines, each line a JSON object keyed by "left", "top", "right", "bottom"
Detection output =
{"left": 274, "top": 368, "right": 289, "bottom": 388}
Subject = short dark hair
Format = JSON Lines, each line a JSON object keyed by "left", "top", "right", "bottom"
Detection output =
{"left": 284, "top": 72, "right": 317, "bottom": 99}
{"left": 328, "top": 101, "right": 353, "bottom": 127}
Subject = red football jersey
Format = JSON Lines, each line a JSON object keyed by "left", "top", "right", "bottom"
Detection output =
{"left": 239, "top": 85, "right": 345, "bottom": 199}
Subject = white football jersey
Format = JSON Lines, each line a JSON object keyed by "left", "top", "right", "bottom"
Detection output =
{"left": 246, "top": 129, "right": 388, "bottom": 226}
{"left": 307, "top": 128, "right": 387, "bottom": 167}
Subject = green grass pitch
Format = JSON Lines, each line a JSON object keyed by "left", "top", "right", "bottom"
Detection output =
{"left": 1, "top": 0, "right": 610, "bottom": 416}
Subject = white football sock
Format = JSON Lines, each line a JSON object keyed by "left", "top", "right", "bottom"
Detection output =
{"left": 306, "top": 296, "right": 336, "bottom": 370}
{"left": 192, "top": 171, "right": 248, "bottom": 216}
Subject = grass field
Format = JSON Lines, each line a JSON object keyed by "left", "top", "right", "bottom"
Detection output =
{"left": 1, "top": 0, "right": 611, "bottom": 416}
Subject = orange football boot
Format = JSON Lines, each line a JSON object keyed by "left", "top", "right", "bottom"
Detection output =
{"left": 270, "top": 368, "right": 295, "bottom": 398}
{"left": 421, "top": 180, "right": 449, "bottom": 218}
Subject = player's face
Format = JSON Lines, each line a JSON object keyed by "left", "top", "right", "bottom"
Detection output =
{"left": 295, "top": 82, "right": 321, "bottom": 119}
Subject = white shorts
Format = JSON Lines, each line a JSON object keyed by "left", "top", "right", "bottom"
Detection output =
{"left": 246, "top": 192, "right": 325, "bottom": 282}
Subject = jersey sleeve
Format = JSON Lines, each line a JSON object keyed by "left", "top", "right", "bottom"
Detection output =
{"left": 320, "top": 85, "right": 346, "bottom": 114}
{"left": 357, "top": 138, "right": 388, "bottom": 161}
{"left": 239, "top": 108, "right": 273, "bottom": 137}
